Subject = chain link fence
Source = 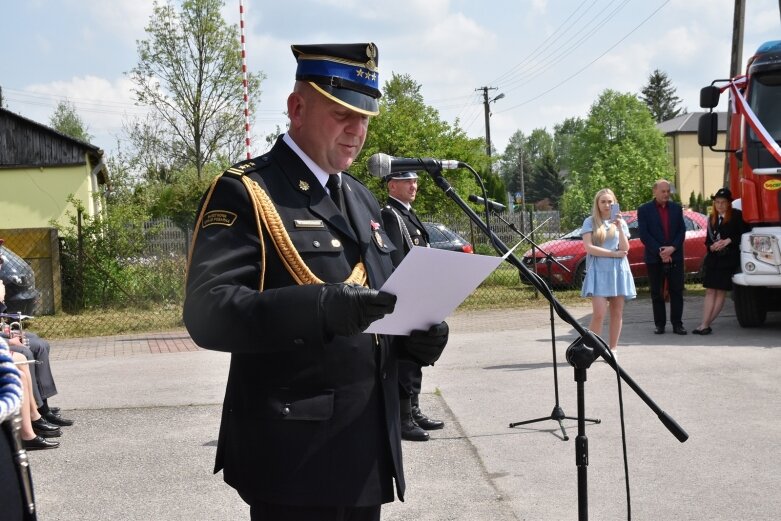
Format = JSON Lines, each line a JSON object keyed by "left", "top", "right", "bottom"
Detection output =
{"left": 1, "top": 210, "right": 704, "bottom": 339}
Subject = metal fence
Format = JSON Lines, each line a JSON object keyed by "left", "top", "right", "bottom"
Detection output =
{"left": 1, "top": 211, "right": 704, "bottom": 339}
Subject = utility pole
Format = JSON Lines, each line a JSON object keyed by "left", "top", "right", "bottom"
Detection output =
{"left": 477, "top": 86, "right": 504, "bottom": 174}
{"left": 519, "top": 147, "right": 526, "bottom": 231}
{"left": 724, "top": 0, "right": 745, "bottom": 185}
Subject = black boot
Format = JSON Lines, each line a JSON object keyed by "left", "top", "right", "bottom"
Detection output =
{"left": 40, "top": 401, "right": 75, "bottom": 426}
{"left": 400, "top": 397, "right": 429, "bottom": 441}
{"left": 411, "top": 394, "right": 444, "bottom": 430}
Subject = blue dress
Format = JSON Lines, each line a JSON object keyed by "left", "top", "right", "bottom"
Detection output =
{"left": 580, "top": 217, "right": 636, "bottom": 299}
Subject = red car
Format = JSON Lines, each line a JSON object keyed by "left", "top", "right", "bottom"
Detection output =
{"left": 521, "top": 210, "right": 708, "bottom": 288}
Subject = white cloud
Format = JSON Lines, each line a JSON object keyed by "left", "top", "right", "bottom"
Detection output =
{"left": 70, "top": 0, "right": 150, "bottom": 42}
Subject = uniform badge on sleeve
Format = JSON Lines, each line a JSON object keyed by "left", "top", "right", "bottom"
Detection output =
{"left": 202, "top": 210, "right": 237, "bottom": 228}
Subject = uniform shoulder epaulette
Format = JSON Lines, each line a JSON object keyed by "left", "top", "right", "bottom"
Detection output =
{"left": 224, "top": 155, "right": 271, "bottom": 177}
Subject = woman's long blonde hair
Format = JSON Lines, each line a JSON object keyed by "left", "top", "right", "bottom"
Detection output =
{"left": 590, "top": 188, "right": 617, "bottom": 246}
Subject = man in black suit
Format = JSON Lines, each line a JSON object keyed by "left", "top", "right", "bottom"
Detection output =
{"left": 183, "top": 43, "right": 448, "bottom": 521}
{"left": 380, "top": 171, "right": 446, "bottom": 442}
{"left": 637, "top": 179, "right": 688, "bottom": 335}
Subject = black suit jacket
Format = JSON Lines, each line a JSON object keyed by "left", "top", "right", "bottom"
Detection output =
{"left": 380, "top": 197, "right": 430, "bottom": 267}
{"left": 183, "top": 137, "right": 405, "bottom": 507}
{"left": 637, "top": 199, "right": 686, "bottom": 264}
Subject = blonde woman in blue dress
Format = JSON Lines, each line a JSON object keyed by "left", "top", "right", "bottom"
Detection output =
{"left": 580, "top": 188, "right": 636, "bottom": 355}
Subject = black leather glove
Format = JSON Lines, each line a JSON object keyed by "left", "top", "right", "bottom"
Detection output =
{"left": 400, "top": 321, "right": 449, "bottom": 366}
{"left": 319, "top": 283, "right": 397, "bottom": 337}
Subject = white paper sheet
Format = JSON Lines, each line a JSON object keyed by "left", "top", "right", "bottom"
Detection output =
{"left": 364, "top": 246, "right": 509, "bottom": 335}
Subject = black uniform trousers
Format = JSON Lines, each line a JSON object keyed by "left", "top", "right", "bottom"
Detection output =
{"left": 647, "top": 261, "right": 685, "bottom": 328}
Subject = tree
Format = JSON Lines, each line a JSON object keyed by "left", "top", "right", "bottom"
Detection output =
{"left": 496, "top": 128, "right": 558, "bottom": 206}
{"left": 561, "top": 89, "right": 674, "bottom": 228}
{"left": 553, "top": 117, "right": 585, "bottom": 174}
{"left": 527, "top": 150, "right": 564, "bottom": 207}
{"left": 129, "top": 0, "right": 264, "bottom": 179}
{"left": 357, "top": 73, "right": 487, "bottom": 215}
{"left": 639, "top": 69, "right": 686, "bottom": 123}
{"left": 50, "top": 100, "right": 93, "bottom": 142}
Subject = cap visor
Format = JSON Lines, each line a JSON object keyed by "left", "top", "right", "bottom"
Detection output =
{"left": 309, "top": 83, "right": 379, "bottom": 116}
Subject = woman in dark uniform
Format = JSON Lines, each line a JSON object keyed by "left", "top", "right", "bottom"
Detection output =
{"left": 693, "top": 188, "right": 745, "bottom": 335}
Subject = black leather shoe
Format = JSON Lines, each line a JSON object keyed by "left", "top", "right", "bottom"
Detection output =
{"left": 673, "top": 325, "right": 688, "bottom": 335}
{"left": 654, "top": 326, "right": 665, "bottom": 334}
{"left": 23, "top": 435, "right": 59, "bottom": 450}
{"left": 412, "top": 406, "right": 444, "bottom": 430}
{"left": 44, "top": 411, "right": 74, "bottom": 426}
{"left": 401, "top": 415, "right": 429, "bottom": 441}
{"left": 32, "top": 418, "right": 62, "bottom": 438}
{"left": 50, "top": 406, "right": 61, "bottom": 415}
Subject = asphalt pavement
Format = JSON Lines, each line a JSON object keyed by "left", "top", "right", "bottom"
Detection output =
{"left": 27, "top": 293, "right": 781, "bottom": 520}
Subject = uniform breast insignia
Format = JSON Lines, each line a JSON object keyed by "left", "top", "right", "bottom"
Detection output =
{"left": 371, "top": 220, "right": 384, "bottom": 248}
{"left": 298, "top": 180, "right": 310, "bottom": 191}
{"left": 202, "top": 210, "right": 237, "bottom": 228}
{"left": 294, "top": 219, "right": 325, "bottom": 229}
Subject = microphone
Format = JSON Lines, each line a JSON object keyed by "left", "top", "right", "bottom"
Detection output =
{"left": 367, "top": 153, "right": 462, "bottom": 178}
{"left": 468, "top": 194, "right": 506, "bottom": 212}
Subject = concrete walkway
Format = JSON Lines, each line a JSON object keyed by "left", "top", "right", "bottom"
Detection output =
{"left": 27, "top": 294, "right": 781, "bottom": 520}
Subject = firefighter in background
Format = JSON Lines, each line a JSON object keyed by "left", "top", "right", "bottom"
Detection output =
{"left": 381, "top": 171, "right": 446, "bottom": 442}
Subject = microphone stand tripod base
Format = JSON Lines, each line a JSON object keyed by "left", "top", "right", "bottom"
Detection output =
{"left": 509, "top": 302, "right": 600, "bottom": 441}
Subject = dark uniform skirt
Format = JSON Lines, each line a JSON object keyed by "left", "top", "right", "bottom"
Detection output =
{"left": 702, "top": 254, "right": 736, "bottom": 290}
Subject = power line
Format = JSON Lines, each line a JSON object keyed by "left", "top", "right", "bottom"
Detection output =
{"left": 497, "top": 0, "right": 670, "bottom": 114}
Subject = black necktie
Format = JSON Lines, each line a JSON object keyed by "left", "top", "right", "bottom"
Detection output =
{"left": 326, "top": 175, "right": 346, "bottom": 216}
{"left": 717, "top": 215, "right": 723, "bottom": 227}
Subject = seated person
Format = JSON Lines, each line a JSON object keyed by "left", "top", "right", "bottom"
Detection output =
{"left": 9, "top": 346, "right": 60, "bottom": 450}
{"left": 1, "top": 280, "right": 73, "bottom": 427}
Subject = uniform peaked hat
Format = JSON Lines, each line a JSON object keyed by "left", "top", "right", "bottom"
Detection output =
{"left": 383, "top": 171, "right": 418, "bottom": 183}
{"left": 291, "top": 43, "right": 381, "bottom": 116}
{"left": 712, "top": 187, "right": 733, "bottom": 201}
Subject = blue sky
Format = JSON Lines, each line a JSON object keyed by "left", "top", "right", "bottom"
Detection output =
{"left": 0, "top": 0, "right": 778, "bottom": 158}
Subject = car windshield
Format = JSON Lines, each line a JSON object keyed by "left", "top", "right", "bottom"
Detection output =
{"left": 559, "top": 214, "right": 638, "bottom": 240}
{"left": 559, "top": 228, "right": 582, "bottom": 240}
{"left": 426, "top": 225, "right": 448, "bottom": 243}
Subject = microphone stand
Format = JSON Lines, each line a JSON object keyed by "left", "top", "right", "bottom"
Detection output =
{"left": 486, "top": 210, "right": 601, "bottom": 441}
{"left": 424, "top": 165, "right": 688, "bottom": 520}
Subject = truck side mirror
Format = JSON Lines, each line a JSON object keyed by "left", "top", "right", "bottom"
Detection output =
{"left": 698, "top": 113, "right": 718, "bottom": 147}
{"left": 699, "top": 86, "right": 721, "bottom": 108}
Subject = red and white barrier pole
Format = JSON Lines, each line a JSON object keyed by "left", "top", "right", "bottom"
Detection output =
{"left": 240, "top": 0, "right": 251, "bottom": 159}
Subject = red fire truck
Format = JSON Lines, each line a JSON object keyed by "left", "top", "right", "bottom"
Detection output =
{"left": 698, "top": 40, "right": 781, "bottom": 327}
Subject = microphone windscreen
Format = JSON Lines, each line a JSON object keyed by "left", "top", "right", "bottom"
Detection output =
{"left": 368, "top": 153, "right": 391, "bottom": 178}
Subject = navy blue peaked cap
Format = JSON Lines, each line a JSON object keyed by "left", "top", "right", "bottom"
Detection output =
{"left": 291, "top": 43, "right": 381, "bottom": 116}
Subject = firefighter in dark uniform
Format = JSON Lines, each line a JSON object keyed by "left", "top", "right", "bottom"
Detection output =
{"left": 380, "top": 171, "right": 446, "bottom": 442}
{"left": 183, "top": 43, "right": 448, "bottom": 521}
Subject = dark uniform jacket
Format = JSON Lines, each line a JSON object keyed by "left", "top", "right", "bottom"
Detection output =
{"left": 704, "top": 209, "right": 744, "bottom": 269}
{"left": 637, "top": 200, "right": 686, "bottom": 264}
{"left": 183, "top": 136, "right": 404, "bottom": 507}
{"left": 380, "top": 197, "right": 430, "bottom": 267}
